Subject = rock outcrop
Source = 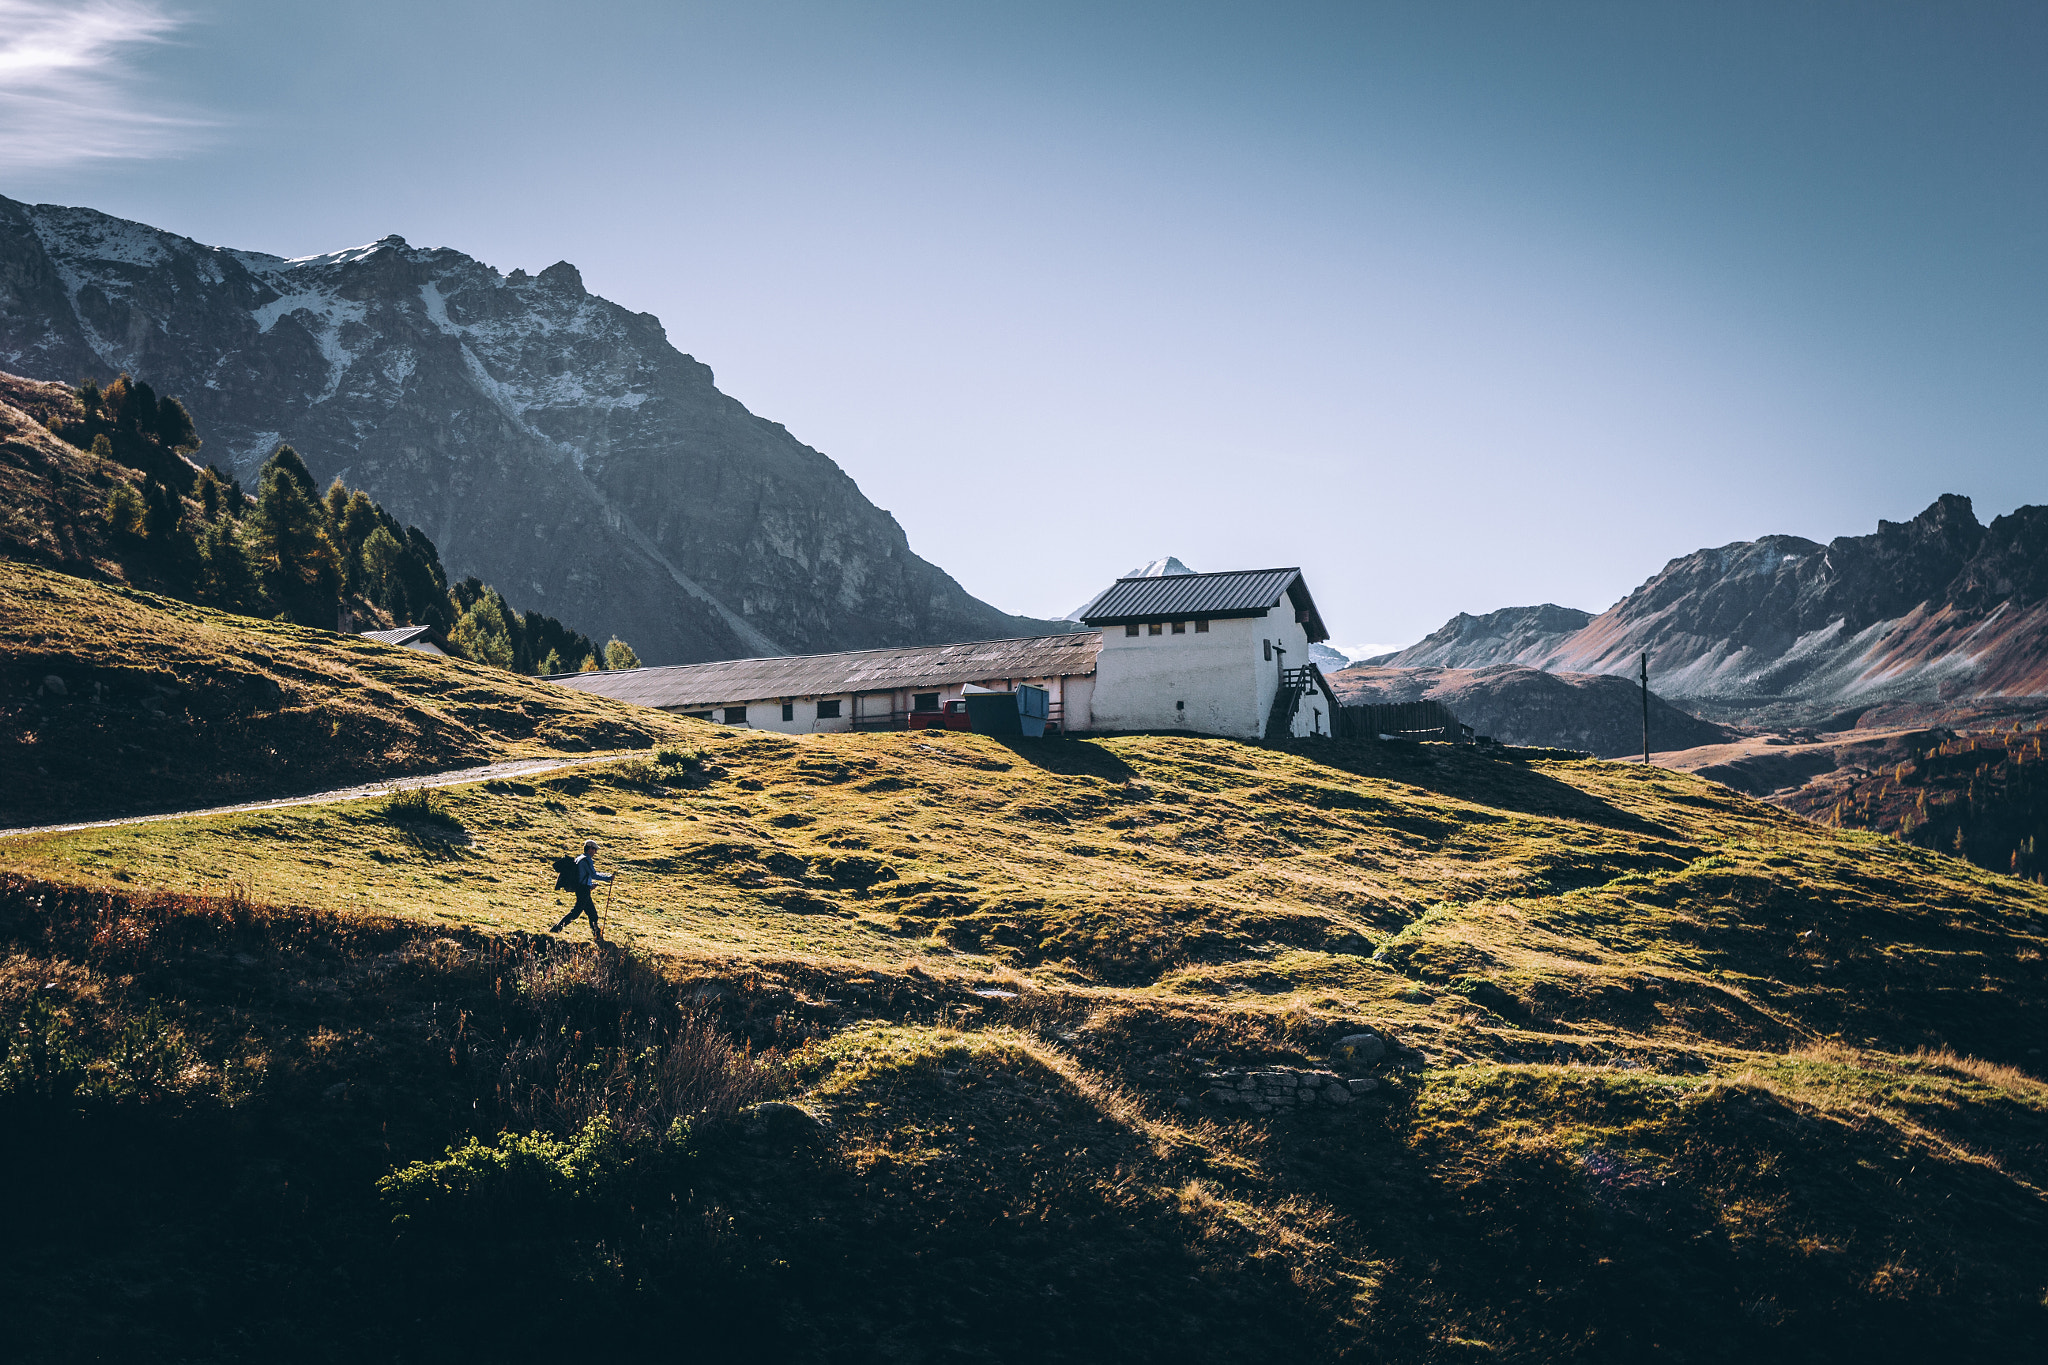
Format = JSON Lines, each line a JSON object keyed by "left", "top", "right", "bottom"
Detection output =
{"left": 0, "top": 196, "right": 1070, "bottom": 664}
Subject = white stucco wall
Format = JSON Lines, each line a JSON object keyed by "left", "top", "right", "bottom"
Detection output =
{"left": 662, "top": 674, "right": 1090, "bottom": 734}
{"left": 1086, "top": 609, "right": 1319, "bottom": 739}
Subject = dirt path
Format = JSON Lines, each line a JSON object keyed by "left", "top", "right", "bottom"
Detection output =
{"left": 0, "top": 754, "right": 630, "bottom": 841}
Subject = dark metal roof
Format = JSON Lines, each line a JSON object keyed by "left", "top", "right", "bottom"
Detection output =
{"left": 1078, "top": 567, "right": 1330, "bottom": 642}
{"left": 549, "top": 632, "right": 1102, "bottom": 711}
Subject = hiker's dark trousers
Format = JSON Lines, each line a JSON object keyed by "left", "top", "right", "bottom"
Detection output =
{"left": 553, "top": 890, "right": 600, "bottom": 937}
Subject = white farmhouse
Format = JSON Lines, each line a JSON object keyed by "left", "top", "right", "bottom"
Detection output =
{"left": 549, "top": 633, "right": 1099, "bottom": 735}
{"left": 551, "top": 564, "right": 1339, "bottom": 742}
{"left": 1077, "top": 567, "right": 1339, "bottom": 740}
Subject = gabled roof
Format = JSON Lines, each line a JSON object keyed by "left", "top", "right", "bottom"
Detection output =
{"left": 1079, "top": 567, "right": 1330, "bottom": 642}
{"left": 359, "top": 624, "right": 445, "bottom": 649}
{"left": 550, "top": 632, "right": 1102, "bottom": 711}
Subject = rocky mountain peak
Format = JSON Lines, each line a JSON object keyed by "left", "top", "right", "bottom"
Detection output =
{"left": 535, "top": 260, "right": 585, "bottom": 294}
{"left": 1379, "top": 493, "right": 2046, "bottom": 724}
{"left": 0, "top": 193, "right": 1068, "bottom": 664}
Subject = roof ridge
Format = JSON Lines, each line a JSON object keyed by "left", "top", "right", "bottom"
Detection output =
{"left": 1113, "top": 566, "right": 1299, "bottom": 583}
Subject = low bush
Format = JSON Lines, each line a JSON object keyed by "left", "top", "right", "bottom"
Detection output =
{"left": 380, "top": 786, "right": 465, "bottom": 835}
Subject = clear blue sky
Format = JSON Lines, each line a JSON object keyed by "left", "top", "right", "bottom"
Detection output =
{"left": 4, "top": 1, "right": 2043, "bottom": 653}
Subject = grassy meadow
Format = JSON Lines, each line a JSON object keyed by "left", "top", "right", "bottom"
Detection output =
{"left": 3, "top": 566, "right": 2047, "bottom": 1360}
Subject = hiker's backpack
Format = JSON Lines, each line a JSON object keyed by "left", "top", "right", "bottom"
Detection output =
{"left": 551, "top": 855, "right": 580, "bottom": 893}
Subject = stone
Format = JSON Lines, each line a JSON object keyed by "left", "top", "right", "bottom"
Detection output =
{"left": 1337, "top": 1032, "right": 1386, "bottom": 1064}
{"left": 741, "top": 1101, "right": 827, "bottom": 1137}
{"left": 1322, "top": 1081, "right": 1352, "bottom": 1104}
{"left": 41, "top": 675, "right": 64, "bottom": 696}
{"left": 1346, "top": 1077, "right": 1379, "bottom": 1095}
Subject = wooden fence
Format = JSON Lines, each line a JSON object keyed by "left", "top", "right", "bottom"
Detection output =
{"left": 1332, "top": 699, "right": 1465, "bottom": 741}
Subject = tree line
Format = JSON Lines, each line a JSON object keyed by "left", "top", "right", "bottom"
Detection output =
{"left": 67, "top": 374, "right": 637, "bottom": 675}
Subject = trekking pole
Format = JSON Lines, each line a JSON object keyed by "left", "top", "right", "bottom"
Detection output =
{"left": 605, "top": 874, "right": 617, "bottom": 936}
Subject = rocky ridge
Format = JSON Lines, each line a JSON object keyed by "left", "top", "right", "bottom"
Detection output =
{"left": 0, "top": 195, "right": 1068, "bottom": 664}
{"left": 1364, "top": 602, "right": 1593, "bottom": 669}
{"left": 1371, "top": 496, "right": 2048, "bottom": 727}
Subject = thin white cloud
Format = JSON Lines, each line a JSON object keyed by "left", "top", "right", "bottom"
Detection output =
{"left": 0, "top": 0, "right": 213, "bottom": 171}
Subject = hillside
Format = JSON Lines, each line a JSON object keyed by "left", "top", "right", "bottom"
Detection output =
{"left": 1372, "top": 496, "right": 2048, "bottom": 728}
{"left": 0, "top": 195, "right": 1070, "bottom": 665}
{"left": 1328, "top": 663, "right": 1735, "bottom": 758}
{"left": 3, "top": 568, "right": 2045, "bottom": 1359}
{"left": 0, "top": 559, "right": 695, "bottom": 826}
{"left": 1652, "top": 721, "right": 2048, "bottom": 882}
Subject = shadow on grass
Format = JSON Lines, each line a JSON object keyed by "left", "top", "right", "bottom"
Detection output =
{"left": 1282, "top": 738, "right": 1681, "bottom": 837}
{"left": 992, "top": 736, "right": 1138, "bottom": 783}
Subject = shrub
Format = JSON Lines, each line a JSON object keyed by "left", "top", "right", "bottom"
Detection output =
{"left": 0, "top": 995, "right": 89, "bottom": 1102}
{"left": 382, "top": 787, "right": 466, "bottom": 835}
{"left": 109, "top": 1002, "right": 187, "bottom": 1101}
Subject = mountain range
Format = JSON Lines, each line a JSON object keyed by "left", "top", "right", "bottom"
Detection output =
{"left": 0, "top": 196, "right": 1067, "bottom": 665}
{"left": 1366, "top": 495, "right": 2048, "bottom": 728}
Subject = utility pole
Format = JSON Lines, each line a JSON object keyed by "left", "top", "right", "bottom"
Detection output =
{"left": 1640, "top": 651, "right": 1650, "bottom": 765}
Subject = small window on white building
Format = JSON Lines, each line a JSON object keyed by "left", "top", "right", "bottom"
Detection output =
{"left": 1171, "top": 621, "right": 1185, "bottom": 634}
{"left": 913, "top": 693, "right": 940, "bottom": 712}
{"left": 1148, "top": 622, "right": 1163, "bottom": 636}
{"left": 1195, "top": 619, "right": 1209, "bottom": 633}
{"left": 1263, "top": 639, "right": 1272, "bottom": 661}
{"left": 781, "top": 702, "right": 794, "bottom": 722}
{"left": 1125, "top": 623, "right": 1140, "bottom": 637}
{"left": 817, "top": 699, "right": 842, "bottom": 719}
{"left": 723, "top": 706, "right": 747, "bottom": 724}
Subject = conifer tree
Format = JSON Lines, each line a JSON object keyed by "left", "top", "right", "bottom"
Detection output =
{"left": 140, "top": 478, "right": 181, "bottom": 541}
{"left": 449, "top": 590, "right": 515, "bottom": 667}
{"left": 537, "top": 648, "right": 564, "bottom": 675}
{"left": 603, "top": 638, "right": 641, "bottom": 670}
{"left": 104, "top": 483, "right": 145, "bottom": 538}
{"left": 153, "top": 394, "right": 199, "bottom": 452}
{"left": 324, "top": 478, "right": 350, "bottom": 529}
{"left": 263, "top": 444, "right": 321, "bottom": 502}
{"left": 249, "top": 456, "right": 341, "bottom": 625}
{"left": 195, "top": 517, "right": 256, "bottom": 611}
{"left": 360, "top": 526, "right": 404, "bottom": 607}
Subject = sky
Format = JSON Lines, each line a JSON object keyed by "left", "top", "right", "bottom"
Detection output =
{"left": 2, "top": 0, "right": 2043, "bottom": 657}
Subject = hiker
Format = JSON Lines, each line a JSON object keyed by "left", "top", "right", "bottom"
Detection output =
{"left": 550, "top": 838, "right": 613, "bottom": 941}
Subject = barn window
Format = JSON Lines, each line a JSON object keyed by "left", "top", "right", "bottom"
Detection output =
{"left": 817, "top": 699, "right": 842, "bottom": 719}
{"left": 684, "top": 711, "right": 713, "bottom": 720}
{"left": 1195, "top": 619, "right": 1209, "bottom": 633}
{"left": 723, "top": 706, "right": 747, "bottom": 724}
{"left": 1171, "top": 621, "right": 1186, "bottom": 634}
{"left": 913, "top": 693, "right": 940, "bottom": 712}
{"left": 1263, "top": 639, "right": 1271, "bottom": 661}
{"left": 1148, "top": 622, "right": 1163, "bottom": 636}
{"left": 781, "top": 702, "right": 794, "bottom": 722}
{"left": 1125, "top": 624, "right": 1140, "bottom": 637}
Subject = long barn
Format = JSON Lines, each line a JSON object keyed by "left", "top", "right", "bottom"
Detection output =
{"left": 552, "top": 566, "right": 1341, "bottom": 741}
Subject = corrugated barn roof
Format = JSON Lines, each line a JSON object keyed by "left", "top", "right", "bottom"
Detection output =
{"left": 1079, "top": 567, "right": 1329, "bottom": 641}
{"left": 550, "top": 631, "right": 1102, "bottom": 711}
